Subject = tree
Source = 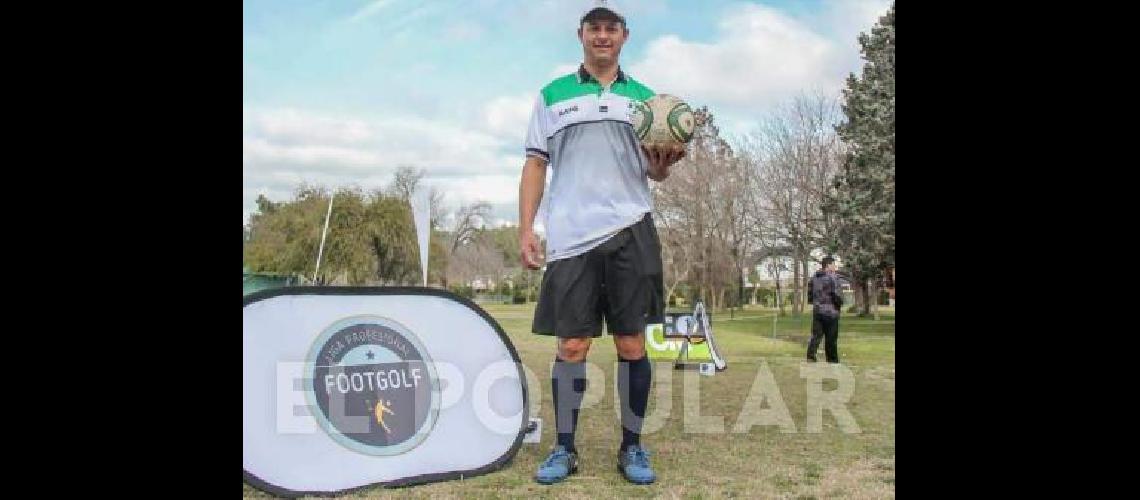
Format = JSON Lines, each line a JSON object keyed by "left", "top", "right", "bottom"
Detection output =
{"left": 653, "top": 108, "right": 750, "bottom": 311}
{"left": 743, "top": 93, "right": 846, "bottom": 314}
{"left": 385, "top": 165, "right": 452, "bottom": 286}
{"left": 825, "top": 3, "right": 895, "bottom": 317}
{"left": 388, "top": 166, "right": 422, "bottom": 202}
{"left": 448, "top": 201, "right": 493, "bottom": 254}
{"left": 756, "top": 247, "right": 794, "bottom": 316}
{"left": 364, "top": 194, "right": 420, "bottom": 285}
{"left": 388, "top": 165, "right": 446, "bottom": 228}
{"left": 445, "top": 233, "right": 507, "bottom": 291}
{"left": 484, "top": 224, "right": 523, "bottom": 268}
{"left": 244, "top": 185, "right": 344, "bottom": 283}
{"left": 243, "top": 183, "right": 424, "bottom": 286}
{"left": 427, "top": 232, "right": 449, "bottom": 286}
{"left": 657, "top": 224, "right": 692, "bottom": 307}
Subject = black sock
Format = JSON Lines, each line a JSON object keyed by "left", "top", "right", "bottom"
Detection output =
{"left": 617, "top": 353, "right": 652, "bottom": 452}
{"left": 552, "top": 356, "right": 586, "bottom": 451}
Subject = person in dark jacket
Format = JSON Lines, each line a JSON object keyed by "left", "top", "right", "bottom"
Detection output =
{"left": 807, "top": 256, "right": 844, "bottom": 363}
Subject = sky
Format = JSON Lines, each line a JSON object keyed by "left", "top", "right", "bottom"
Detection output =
{"left": 243, "top": 0, "right": 893, "bottom": 228}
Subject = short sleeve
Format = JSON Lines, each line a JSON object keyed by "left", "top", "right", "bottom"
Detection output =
{"left": 524, "top": 92, "right": 552, "bottom": 162}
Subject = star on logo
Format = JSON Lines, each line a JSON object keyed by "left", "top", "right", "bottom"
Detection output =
{"left": 366, "top": 350, "right": 375, "bottom": 360}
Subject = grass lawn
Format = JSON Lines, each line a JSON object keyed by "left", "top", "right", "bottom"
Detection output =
{"left": 245, "top": 303, "right": 895, "bottom": 499}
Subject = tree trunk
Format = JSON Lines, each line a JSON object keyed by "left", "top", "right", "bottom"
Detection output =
{"left": 800, "top": 258, "right": 810, "bottom": 315}
{"left": 870, "top": 278, "right": 879, "bottom": 320}
{"left": 776, "top": 276, "right": 785, "bottom": 316}
{"left": 851, "top": 279, "right": 864, "bottom": 314}
{"left": 859, "top": 278, "right": 872, "bottom": 317}
{"left": 792, "top": 257, "right": 802, "bottom": 315}
{"left": 665, "top": 266, "right": 689, "bottom": 310}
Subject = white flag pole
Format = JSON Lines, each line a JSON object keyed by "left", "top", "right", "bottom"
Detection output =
{"left": 313, "top": 194, "right": 334, "bottom": 283}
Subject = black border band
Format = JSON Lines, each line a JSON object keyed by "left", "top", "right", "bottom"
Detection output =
{"left": 525, "top": 147, "right": 549, "bottom": 161}
{"left": 545, "top": 118, "right": 635, "bottom": 140}
{"left": 243, "top": 286, "right": 530, "bottom": 498}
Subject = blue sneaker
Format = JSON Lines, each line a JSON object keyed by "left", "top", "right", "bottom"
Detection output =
{"left": 618, "top": 444, "right": 656, "bottom": 484}
{"left": 534, "top": 445, "right": 578, "bottom": 484}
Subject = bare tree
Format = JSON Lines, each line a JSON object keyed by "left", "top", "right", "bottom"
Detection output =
{"left": 445, "top": 232, "right": 506, "bottom": 291}
{"left": 755, "top": 250, "right": 793, "bottom": 315}
{"left": 448, "top": 201, "right": 493, "bottom": 253}
{"left": 388, "top": 165, "right": 423, "bottom": 201}
{"left": 656, "top": 223, "right": 692, "bottom": 306}
{"left": 742, "top": 92, "right": 845, "bottom": 314}
{"left": 387, "top": 165, "right": 447, "bottom": 229}
{"left": 653, "top": 108, "right": 754, "bottom": 311}
{"left": 720, "top": 153, "right": 764, "bottom": 312}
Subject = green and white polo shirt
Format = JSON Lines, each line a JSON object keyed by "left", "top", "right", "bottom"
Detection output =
{"left": 524, "top": 65, "right": 656, "bottom": 262}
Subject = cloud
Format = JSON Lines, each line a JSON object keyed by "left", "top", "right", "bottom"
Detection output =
{"left": 817, "top": 0, "right": 893, "bottom": 70}
{"left": 628, "top": 3, "right": 844, "bottom": 117}
{"left": 246, "top": 108, "right": 373, "bottom": 146}
{"left": 244, "top": 1, "right": 896, "bottom": 223}
{"left": 246, "top": 108, "right": 517, "bottom": 171}
{"left": 482, "top": 94, "right": 535, "bottom": 144}
{"left": 821, "top": 0, "right": 893, "bottom": 44}
{"left": 243, "top": 106, "right": 533, "bottom": 222}
{"left": 431, "top": 174, "right": 519, "bottom": 206}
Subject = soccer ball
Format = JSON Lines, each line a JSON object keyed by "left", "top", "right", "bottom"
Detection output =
{"left": 631, "top": 94, "right": 696, "bottom": 147}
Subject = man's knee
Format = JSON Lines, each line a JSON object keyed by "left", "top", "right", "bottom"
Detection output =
{"left": 613, "top": 333, "right": 646, "bottom": 360}
{"left": 558, "top": 337, "right": 592, "bottom": 361}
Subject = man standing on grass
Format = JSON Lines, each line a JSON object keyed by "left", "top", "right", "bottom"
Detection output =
{"left": 517, "top": 0, "right": 685, "bottom": 486}
{"left": 807, "top": 256, "right": 845, "bottom": 363}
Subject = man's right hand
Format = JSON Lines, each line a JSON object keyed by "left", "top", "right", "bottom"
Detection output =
{"left": 520, "top": 230, "right": 544, "bottom": 270}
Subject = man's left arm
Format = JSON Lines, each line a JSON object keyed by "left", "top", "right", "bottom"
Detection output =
{"left": 831, "top": 276, "right": 844, "bottom": 308}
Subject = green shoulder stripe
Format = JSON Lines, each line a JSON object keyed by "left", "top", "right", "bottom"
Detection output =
{"left": 612, "top": 77, "right": 655, "bottom": 102}
{"left": 541, "top": 73, "right": 596, "bottom": 106}
{"left": 541, "top": 73, "right": 656, "bottom": 105}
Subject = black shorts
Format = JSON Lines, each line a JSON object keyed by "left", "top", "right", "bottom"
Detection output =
{"left": 532, "top": 213, "right": 664, "bottom": 338}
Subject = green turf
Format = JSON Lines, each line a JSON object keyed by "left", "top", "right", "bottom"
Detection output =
{"left": 244, "top": 304, "right": 895, "bottom": 499}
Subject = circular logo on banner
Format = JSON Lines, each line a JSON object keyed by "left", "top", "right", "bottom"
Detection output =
{"left": 305, "top": 315, "right": 440, "bottom": 456}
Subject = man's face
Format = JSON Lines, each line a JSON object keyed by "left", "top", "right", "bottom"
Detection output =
{"left": 578, "top": 20, "right": 627, "bottom": 65}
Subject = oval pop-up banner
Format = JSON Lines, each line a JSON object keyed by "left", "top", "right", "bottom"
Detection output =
{"left": 243, "top": 287, "right": 529, "bottom": 497}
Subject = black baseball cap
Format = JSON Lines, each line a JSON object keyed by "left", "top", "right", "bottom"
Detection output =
{"left": 581, "top": 1, "right": 625, "bottom": 25}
